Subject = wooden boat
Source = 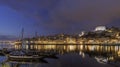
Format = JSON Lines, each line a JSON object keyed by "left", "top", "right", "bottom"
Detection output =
{"left": 8, "top": 29, "right": 44, "bottom": 62}
{"left": 8, "top": 50, "right": 44, "bottom": 61}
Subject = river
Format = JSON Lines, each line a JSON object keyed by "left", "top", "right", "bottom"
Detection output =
{"left": 0, "top": 44, "right": 120, "bottom": 67}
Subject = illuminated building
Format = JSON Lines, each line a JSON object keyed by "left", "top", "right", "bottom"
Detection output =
{"left": 95, "top": 26, "right": 106, "bottom": 31}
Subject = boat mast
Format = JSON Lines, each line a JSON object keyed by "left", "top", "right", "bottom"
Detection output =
{"left": 35, "top": 32, "right": 38, "bottom": 38}
{"left": 21, "top": 28, "right": 24, "bottom": 49}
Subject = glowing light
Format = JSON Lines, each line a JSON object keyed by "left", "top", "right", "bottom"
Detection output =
{"left": 95, "top": 26, "right": 106, "bottom": 31}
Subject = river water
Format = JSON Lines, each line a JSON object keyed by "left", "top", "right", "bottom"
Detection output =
{"left": 0, "top": 44, "right": 120, "bottom": 67}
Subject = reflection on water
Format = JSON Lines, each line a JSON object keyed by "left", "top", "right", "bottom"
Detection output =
{"left": 1, "top": 44, "right": 120, "bottom": 67}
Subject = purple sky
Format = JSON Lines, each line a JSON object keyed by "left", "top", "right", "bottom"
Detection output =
{"left": 0, "top": 0, "right": 120, "bottom": 40}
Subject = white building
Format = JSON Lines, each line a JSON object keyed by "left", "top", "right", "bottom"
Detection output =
{"left": 79, "top": 31, "right": 85, "bottom": 37}
{"left": 95, "top": 26, "right": 106, "bottom": 31}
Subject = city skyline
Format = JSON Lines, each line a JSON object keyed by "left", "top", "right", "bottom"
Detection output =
{"left": 0, "top": 0, "right": 120, "bottom": 40}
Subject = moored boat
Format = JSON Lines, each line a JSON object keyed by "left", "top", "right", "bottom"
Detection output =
{"left": 8, "top": 50, "right": 44, "bottom": 61}
{"left": 8, "top": 28, "right": 44, "bottom": 62}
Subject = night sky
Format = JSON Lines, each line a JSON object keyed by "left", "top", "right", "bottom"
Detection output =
{"left": 0, "top": 0, "right": 120, "bottom": 40}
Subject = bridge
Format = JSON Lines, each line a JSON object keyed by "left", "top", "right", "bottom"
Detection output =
{"left": 0, "top": 41, "right": 15, "bottom": 45}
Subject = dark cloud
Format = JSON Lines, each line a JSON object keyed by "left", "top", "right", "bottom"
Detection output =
{"left": 1, "top": 0, "right": 120, "bottom": 33}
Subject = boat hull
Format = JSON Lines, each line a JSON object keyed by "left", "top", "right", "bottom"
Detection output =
{"left": 8, "top": 56, "right": 44, "bottom": 62}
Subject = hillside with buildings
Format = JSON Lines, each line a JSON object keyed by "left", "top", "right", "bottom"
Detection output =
{"left": 14, "top": 26, "right": 120, "bottom": 49}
